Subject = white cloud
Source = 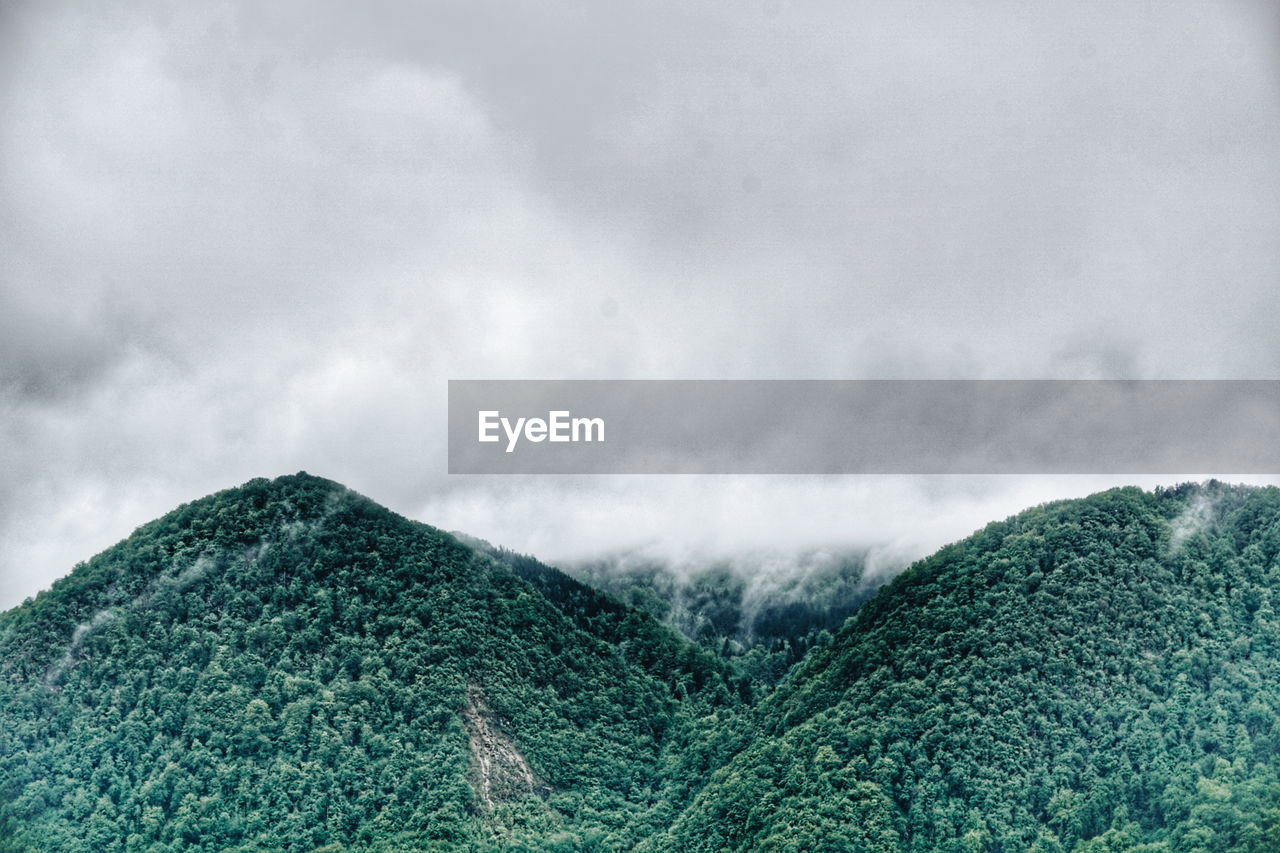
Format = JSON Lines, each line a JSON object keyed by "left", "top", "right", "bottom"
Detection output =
{"left": 3, "top": 0, "right": 1280, "bottom": 607}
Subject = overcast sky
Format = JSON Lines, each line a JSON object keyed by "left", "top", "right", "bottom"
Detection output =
{"left": 3, "top": 0, "right": 1280, "bottom": 609}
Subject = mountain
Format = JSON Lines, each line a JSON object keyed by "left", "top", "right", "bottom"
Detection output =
{"left": 0, "top": 474, "right": 741, "bottom": 852}
{"left": 7, "top": 477, "right": 1280, "bottom": 852}
{"left": 652, "top": 482, "right": 1280, "bottom": 852}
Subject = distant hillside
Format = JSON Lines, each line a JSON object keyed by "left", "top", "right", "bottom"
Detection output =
{"left": 653, "top": 482, "right": 1280, "bottom": 852}
{"left": 563, "top": 550, "right": 885, "bottom": 685}
{"left": 0, "top": 474, "right": 740, "bottom": 852}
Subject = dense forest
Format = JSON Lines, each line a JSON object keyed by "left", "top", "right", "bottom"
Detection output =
{"left": 4, "top": 475, "right": 1280, "bottom": 851}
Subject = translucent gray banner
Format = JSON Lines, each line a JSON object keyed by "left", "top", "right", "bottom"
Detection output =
{"left": 447, "top": 380, "right": 1280, "bottom": 474}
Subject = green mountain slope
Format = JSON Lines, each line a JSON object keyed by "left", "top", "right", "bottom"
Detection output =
{"left": 0, "top": 474, "right": 740, "bottom": 853}
{"left": 654, "top": 483, "right": 1280, "bottom": 852}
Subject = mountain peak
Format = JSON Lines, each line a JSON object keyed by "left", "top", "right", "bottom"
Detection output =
{"left": 0, "top": 475, "right": 738, "bottom": 852}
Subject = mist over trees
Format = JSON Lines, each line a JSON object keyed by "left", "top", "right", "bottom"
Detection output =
{"left": 561, "top": 549, "right": 885, "bottom": 687}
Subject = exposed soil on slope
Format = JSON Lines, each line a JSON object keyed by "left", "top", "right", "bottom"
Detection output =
{"left": 461, "top": 685, "right": 551, "bottom": 809}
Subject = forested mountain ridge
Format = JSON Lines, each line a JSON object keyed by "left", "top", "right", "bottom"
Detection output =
{"left": 0, "top": 473, "right": 742, "bottom": 852}
{"left": 7, "top": 477, "right": 1280, "bottom": 852}
{"left": 652, "top": 482, "right": 1280, "bottom": 852}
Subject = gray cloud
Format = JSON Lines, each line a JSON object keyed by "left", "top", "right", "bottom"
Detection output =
{"left": 2, "top": 0, "right": 1279, "bottom": 608}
